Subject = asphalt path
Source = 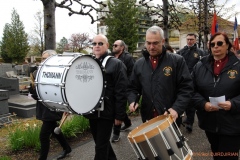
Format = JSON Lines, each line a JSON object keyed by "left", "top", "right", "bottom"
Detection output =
{"left": 49, "top": 115, "right": 239, "bottom": 160}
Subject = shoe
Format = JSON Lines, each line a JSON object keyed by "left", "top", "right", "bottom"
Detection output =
{"left": 120, "top": 124, "right": 132, "bottom": 131}
{"left": 111, "top": 134, "right": 120, "bottom": 142}
{"left": 56, "top": 148, "right": 72, "bottom": 159}
{"left": 186, "top": 124, "right": 193, "bottom": 133}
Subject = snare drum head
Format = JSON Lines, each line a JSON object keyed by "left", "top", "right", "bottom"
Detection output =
{"left": 65, "top": 55, "right": 105, "bottom": 114}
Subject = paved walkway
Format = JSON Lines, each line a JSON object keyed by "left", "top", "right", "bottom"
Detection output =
{"left": 49, "top": 115, "right": 239, "bottom": 160}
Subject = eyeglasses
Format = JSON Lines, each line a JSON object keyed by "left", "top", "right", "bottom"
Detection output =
{"left": 112, "top": 44, "right": 119, "bottom": 48}
{"left": 210, "top": 41, "right": 224, "bottom": 48}
{"left": 146, "top": 41, "right": 161, "bottom": 46}
{"left": 187, "top": 39, "right": 195, "bottom": 41}
{"left": 92, "top": 42, "right": 104, "bottom": 46}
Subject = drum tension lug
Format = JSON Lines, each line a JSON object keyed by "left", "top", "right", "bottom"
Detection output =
{"left": 154, "top": 156, "right": 161, "bottom": 160}
{"left": 176, "top": 141, "right": 183, "bottom": 148}
{"left": 167, "top": 148, "right": 174, "bottom": 156}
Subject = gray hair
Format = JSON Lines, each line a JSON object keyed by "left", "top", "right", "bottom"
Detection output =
{"left": 42, "top": 50, "right": 57, "bottom": 56}
{"left": 146, "top": 26, "right": 164, "bottom": 39}
{"left": 120, "top": 40, "right": 128, "bottom": 52}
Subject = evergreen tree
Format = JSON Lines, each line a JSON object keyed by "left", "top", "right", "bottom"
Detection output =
{"left": 0, "top": 24, "right": 12, "bottom": 63}
{"left": 0, "top": 9, "right": 29, "bottom": 63}
{"left": 104, "top": 0, "right": 139, "bottom": 54}
{"left": 57, "top": 37, "right": 69, "bottom": 53}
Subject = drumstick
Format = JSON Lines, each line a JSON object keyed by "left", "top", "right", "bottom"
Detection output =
{"left": 54, "top": 112, "right": 69, "bottom": 134}
{"left": 128, "top": 94, "right": 140, "bottom": 116}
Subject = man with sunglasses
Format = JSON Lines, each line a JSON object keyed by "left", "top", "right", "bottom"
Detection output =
{"left": 110, "top": 40, "right": 135, "bottom": 142}
{"left": 128, "top": 26, "right": 193, "bottom": 128}
{"left": 176, "top": 33, "right": 206, "bottom": 133}
{"left": 84, "top": 34, "right": 128, "bottom": 160}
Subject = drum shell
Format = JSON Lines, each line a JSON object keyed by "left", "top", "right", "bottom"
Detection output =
{"left": 128, "top": 115, "right": 192, "bottom": 160}
{"left": 35, "top": 54, "right": 105, "bottom": 115}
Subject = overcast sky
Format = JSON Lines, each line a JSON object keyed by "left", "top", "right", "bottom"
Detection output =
{"left": 0, "top": 0, "right": 239, "bottom": 42}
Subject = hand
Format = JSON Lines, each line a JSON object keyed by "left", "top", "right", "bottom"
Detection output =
{"left": 218, "top": 101, "right": 231, "bottom": 111}
{"left": 164, "top": 108, "right": 178, "bottom": 121}
{"left": 63, "top": 112, "right": 70, "bottom": 117}
{"left": 204, "top": 102, "right": 219, "bottom": 112}
{"left": 129, "top": 102, "right": 139, "bottom": 112}
{"left": 115, "top": 119, "right": 122, "bottom": 126}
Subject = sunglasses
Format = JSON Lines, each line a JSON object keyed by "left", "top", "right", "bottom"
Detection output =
{"left": 92, "top": 42, "right": 104, "bottom": 46}
{"left": 112, "top": 44, "right": 119, "bottom": 48}
{"left": 210, "top": 41, "right": 224, "bottom": 48}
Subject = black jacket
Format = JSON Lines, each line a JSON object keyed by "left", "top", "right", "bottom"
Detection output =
{"left": 177, "top": 44, "right": 207, "bottom": 73}
{"left": 127, "top": 47, "right": 194, "bottom": 122}
{"left": 84, "top": 53, "right": 128, "bottom": 121}
{"left": 29, "top": 83, "right": 62, "bottom": 122}
{"left": 112, "top": 51, "right": 135, "bottom": 79}
{"left": 192, "top": 52, "right": 240, "bottom": 135}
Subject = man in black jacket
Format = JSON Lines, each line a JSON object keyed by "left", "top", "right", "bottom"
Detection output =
{"left": 111, "top": 40, "right": 135, "bottom": 142}
{"left": 177, "top": 33, "right": 207, "bottom": 132}
{"left": 29, "top": 50, "right": 71, "bottom": 160}
{"left": 84, "top": 34, "right": 128, "bottom": 160}
{"left": 128, "top": 26, "right": 193, "bottom": 127}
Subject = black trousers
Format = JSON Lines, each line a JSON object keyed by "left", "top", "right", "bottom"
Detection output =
{"left": 38, "top": 121, "right": 71, "bottom": 160}
{"left": 113, "top": 112, "right": 131, "bottom": 136}
{"left": 89, "top": 118, "right": 117, "bottom": 160}
{"left": 205, "top": 131, "right": 240, "bottom": 160}
{"left": 185, "top": 106, "right": 196, "bottom": 125}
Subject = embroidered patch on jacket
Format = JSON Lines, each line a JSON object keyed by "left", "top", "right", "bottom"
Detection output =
{"left": 227, "top": 70, "right": 238, "bottom": 79}
{"left": 163, "top": 66, "right": 172, "bottom": 76}
{"left": 193, "top": 52, "right": 199, "bottom": 58}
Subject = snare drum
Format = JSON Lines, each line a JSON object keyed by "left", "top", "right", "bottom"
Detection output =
{"left": 128, "top": 115, "right": 192, "bottom": 160}
{"left": 35, "top": 54, "right": 106, "bottom": 115}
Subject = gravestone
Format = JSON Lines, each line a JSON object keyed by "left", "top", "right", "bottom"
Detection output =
{"left": 0, "top": 63, "right": 14, "bottom": 77}
{"left": 0, "top": 89, "right": 11, "bottom": 127}
{"left": 0, "top": 89, "right": 9, "bottom": 114}
{"left": 8, "top": 94, "right": 36, "bottom": 118}
{"left": 0, "top": 77, "right": 19, "bottom": 95}
{"left": 22, "top": 64, "right": 30, "bottom": 76}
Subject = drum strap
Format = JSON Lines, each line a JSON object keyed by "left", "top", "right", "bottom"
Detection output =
{"left": 102, "top": 55, "right": 113, "bottom": 67}
{"left": 96, "top": 55, "right": 113, "bottom": 116}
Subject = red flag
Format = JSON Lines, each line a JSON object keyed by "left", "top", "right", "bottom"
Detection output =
{"left": 211, "top": 12, "right": 218, "bottom": 36}
{"left": 234, "top": 17, "right": 239, "bottom": 50}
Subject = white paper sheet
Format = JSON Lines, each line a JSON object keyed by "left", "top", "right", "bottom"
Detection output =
{"left": 209, "top": 95, "right": 225, "bottom": 109}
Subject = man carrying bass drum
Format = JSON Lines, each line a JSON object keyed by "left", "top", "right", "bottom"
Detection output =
{"left": 84, "top": 34, "right": 128, "bottom": 160}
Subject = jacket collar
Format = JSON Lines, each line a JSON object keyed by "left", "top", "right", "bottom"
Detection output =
{"left": 142, "top": 46, "right": 167, "bottom": 59}
{"left": 201, "top": 52, "right": 239, "bottom": 71}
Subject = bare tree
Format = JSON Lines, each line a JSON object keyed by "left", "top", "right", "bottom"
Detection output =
{"left": 137, "top": 0, "right": 187, "bottom": 46}
{"left": 28, "top": 11, "right": 44, "bottom": 56}
{"left": 68, "top": 33, "right": 91, "bottom": 52}
{"left": 40, "top": 0, "right": 107, "bottom": 50}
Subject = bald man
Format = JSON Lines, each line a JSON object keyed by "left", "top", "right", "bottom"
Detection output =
{"left": 84, "top": 34, "right": 128, "bottom": 160}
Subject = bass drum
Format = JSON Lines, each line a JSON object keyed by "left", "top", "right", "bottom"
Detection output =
{"left": 35, "top": 54, "right": 106, "bottom": 115}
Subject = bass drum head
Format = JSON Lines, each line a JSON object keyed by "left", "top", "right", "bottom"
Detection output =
{"left": 65, "top": 55, "right": 104, "bottom": 114}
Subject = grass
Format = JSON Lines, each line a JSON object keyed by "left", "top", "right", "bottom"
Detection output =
{"left": 0, "top": 156, "right": 11, "bottom": 160}
{"left": 61, "top": 115, "right": 89, "bottom": 138}
{"left": 7, "top": 121, "right": 41, "bottom": 151}
{"left": 0, "top": 114, "right": 90, "bottom": 159}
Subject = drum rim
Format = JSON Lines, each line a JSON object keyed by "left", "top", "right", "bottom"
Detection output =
{"left": 128, "top": 115, "right": 174, "bottom": 143}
